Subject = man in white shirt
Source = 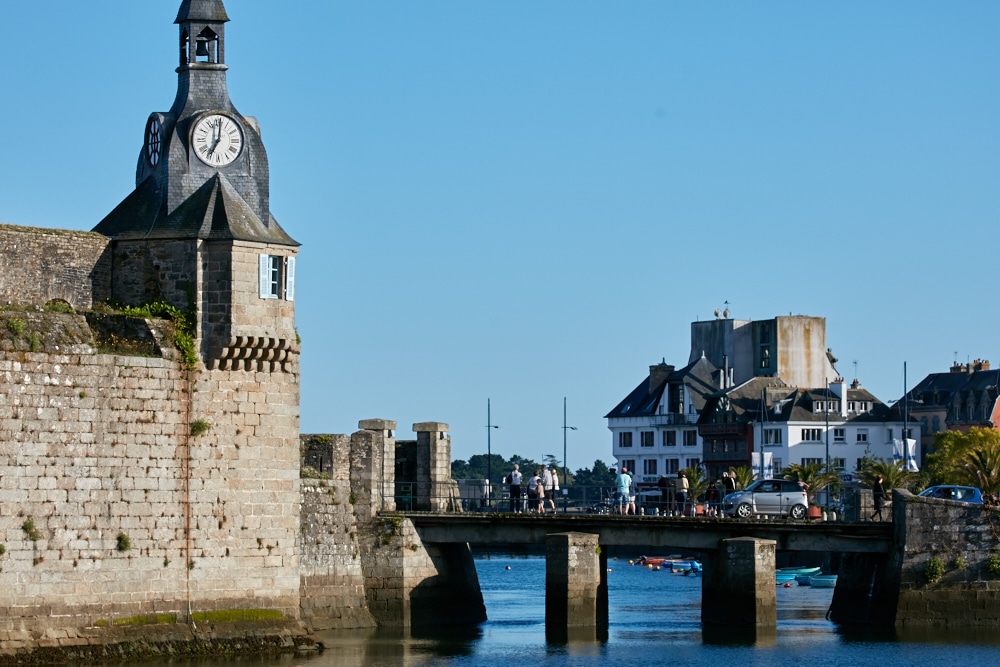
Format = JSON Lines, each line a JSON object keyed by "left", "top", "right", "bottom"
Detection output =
{"left": 508, "top": 464, "right": 523, "bottom": 513}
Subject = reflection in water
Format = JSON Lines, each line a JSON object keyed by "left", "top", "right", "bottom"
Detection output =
{"left": 239, "top": 556, "right": 1000, "bottom": 667}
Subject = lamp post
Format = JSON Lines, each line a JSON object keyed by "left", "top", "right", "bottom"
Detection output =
{"left": 562, "top": 397, "right": 577, "bottom": 514}
{"left": 486, "top": 399, "right": 499, "bottom": 509}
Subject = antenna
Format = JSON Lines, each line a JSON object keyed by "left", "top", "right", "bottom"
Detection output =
{"left": 853, "top": 360, "right": 858, "bottom": 379}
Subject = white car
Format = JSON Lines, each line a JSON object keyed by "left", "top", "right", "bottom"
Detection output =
{"left": 723, "top": 479, "right": 809, "bottom": 520}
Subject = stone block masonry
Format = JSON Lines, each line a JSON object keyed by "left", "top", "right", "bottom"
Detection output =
{"left": 0, "top": 225, "right": 111, "bottom": 311}
{"left": 0, "top": 312, "right": 303, "bottom": 653}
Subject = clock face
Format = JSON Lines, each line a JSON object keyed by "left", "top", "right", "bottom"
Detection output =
{"left": 144, "top": 116, "right": 162, "bottom": 167}
{"left": 192, "top": 114, "right": 243, "bottom": 167}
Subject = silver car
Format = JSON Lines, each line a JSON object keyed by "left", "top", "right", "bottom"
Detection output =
{"left": 723, "top": 479, "right": 809, "bottom": 520}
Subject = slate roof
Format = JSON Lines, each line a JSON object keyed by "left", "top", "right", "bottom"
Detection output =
{"left": 176, "top": 0, "right": 230, "bottom": 23}
{"left": 605, "top": 356, "right": 720, "bottom": 419}
{"left": 92, "top": 174, "right": 298, "bottom": 246}
{"left": 698, "top": 377, "right": 895, "bottom": 425}
{"left": 907, "top": 368, "right": 1000, "bottom": 407}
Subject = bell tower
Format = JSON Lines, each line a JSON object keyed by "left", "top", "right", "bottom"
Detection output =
{"left": 94, "top": 0, "right": 298, "bottom": 371}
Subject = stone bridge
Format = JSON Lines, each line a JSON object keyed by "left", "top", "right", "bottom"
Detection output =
{"left": 353, "top": 492, "right": 1000, "bottom": 641}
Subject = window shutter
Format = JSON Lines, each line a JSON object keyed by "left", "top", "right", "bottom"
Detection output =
{"left": 259, "top": 254, "right": 270, "bottom": 298}
{"left": 285, "top": 256, "right": 296, "bottom": 301}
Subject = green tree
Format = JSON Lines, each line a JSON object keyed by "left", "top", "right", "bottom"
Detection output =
{"left": 925, "top": 427, "right": 1000, "bottom": 494}
{"left": 681, "top": 467, "right": 709, "bottom": 504}
{"left": 856, "top": 457, "right": 919, "bottom": 492}
{"left": 780, "top": 462, "right": 840, "bottom": 505}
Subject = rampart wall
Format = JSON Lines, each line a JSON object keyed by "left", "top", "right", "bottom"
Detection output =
{"left": 890, "top": 491, "right": 1000, "bottom": 627}
{"left": 0, "top": 225, "right": 110, "bottom": 310}
{"left": 0, "top": 310, "right": 304, "bottom": 656}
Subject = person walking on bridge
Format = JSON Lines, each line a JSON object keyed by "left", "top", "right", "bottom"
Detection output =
{"left": 545, "top": 467, "right": 560, "bottom": 513}
{"left": 871, "top": 474, "right": 887, "bottom": 521}
{"left": 508, "top": 464, "right": 523, "bottom": 513}
{"left": 615, "top": 467, "right": 632, "bottom": 514}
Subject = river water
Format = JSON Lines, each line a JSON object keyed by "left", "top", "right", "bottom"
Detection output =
{"left": 175, "top": 554, "right": 1000, "bottom": 667}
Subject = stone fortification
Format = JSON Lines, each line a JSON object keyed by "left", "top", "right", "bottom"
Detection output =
{"left": 300, "top": 423, "right": 482, "bottom": 630}
{"left": 0, "top": 310, "right": 304, "bottom": 657}
{"left": 0, "top": 225, "right": 111, "bottom": 311}
{"left": 889, "top": 490, "right": 1000, "bottom": 627}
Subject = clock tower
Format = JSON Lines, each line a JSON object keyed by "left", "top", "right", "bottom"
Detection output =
{"left": 94, "top": 0, "right": 298, "bottom": 370}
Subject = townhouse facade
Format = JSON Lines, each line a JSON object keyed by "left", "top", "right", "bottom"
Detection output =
{"left": 607, "top": 313, "right": 917, "bottom": 485}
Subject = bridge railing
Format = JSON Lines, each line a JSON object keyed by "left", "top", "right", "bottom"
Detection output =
{"left": 389, "top": 482, "right": 883, "bottom": 522}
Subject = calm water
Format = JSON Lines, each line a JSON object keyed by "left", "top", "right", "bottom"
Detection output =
{"left": 171, "top": 554, "right": 1000, "bottom": 667}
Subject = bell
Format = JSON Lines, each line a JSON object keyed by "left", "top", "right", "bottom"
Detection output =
{"left": 196, "top": 39, "right": 210, "bottom": 57}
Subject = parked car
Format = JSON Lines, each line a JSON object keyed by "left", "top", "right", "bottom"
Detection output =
{"left": 917, "top": 485, "right": 983, "bottom": 504}
{"left": 723, "top": 478, "right": 809, "bottom": 520}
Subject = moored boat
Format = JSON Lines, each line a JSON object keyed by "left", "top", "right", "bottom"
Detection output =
{"left": 776, "top": 566, "right": 820, "bottom": 584}
{"left": 808, "top": 574, "right": 838, "bottom": 588}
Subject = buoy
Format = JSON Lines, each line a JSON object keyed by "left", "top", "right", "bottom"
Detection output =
{"left": 654, "top": 566, "right": 660, "bottom": 571}
{"left": 629, "top": 560, "right": 634, "bottom": 565}
{"left": 784, "top": 582, "right": 791, "bottom": 588}
{"left": 505, "top": 566, "right": 511, "bottom": 570}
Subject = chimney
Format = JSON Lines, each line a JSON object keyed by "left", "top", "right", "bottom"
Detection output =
{"left": 648, "top": 361, "right": 674, "bottom": 392}
{"left": 828, "top": 377, "right": 848, "bottom": 417}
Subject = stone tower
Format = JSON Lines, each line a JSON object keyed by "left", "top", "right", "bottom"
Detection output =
{"left": 94, "top": 0, "right": 298, "bottom": 370}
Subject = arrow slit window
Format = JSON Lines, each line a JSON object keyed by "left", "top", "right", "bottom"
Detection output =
{"left": 259, "top": 254, "right": 296, "bottom": 301}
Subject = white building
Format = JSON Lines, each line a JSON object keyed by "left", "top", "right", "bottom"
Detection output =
{"left": 606, "top": 356, "right": 722, "bottom": 486}
{"left": 608, "top": 312, "right": 917, "bottom": 484}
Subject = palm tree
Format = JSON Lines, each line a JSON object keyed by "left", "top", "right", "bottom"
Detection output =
{"left": 857, "top": 457, "right": 918, "bottom": 492}
{"left": 960, "top": 442, "right": 1000, "bottom": 496}
{"left": 681, "top": 467, "right": 709, "bottom": 508}
{"left": 780, "top": 462, "right": 839, "bottom": 506}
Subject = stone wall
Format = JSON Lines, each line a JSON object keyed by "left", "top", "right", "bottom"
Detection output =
{"left": 0, "top": 224, "right": 111, "bottom": 310}
{"left": 299, "top": 434, "right": 374, "bottom": 630}
{"left": 889, "top": 490, "right": 1000, "bottom": 627}
{"left": 0, "top": 311, "right": 302, "bottom": 652}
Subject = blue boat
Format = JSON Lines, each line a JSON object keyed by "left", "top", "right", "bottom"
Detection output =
{"left": 776, "top": 566, "right": 820, "bottom": 584}
{"left": 808, "top": 574, "right": 838, "bottom": 588}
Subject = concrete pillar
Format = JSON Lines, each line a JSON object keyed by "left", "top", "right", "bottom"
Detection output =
{"left": 545, "top": 532, "right": 607, "bottom": 643}
{"left": 702, "top": 537, "right": 777, "bottom": 632}
{"left": 413, "top": 422, "right": 458, "bottom": 511}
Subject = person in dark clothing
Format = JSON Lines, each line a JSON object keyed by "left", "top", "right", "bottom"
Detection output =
{"left": 872, "top": 474, "right": 887, "bottom": 521}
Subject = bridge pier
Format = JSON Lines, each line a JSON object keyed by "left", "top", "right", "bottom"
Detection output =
{"left": 544, "top": 532, "right": 608, "bottom": 643}
{"left": 702, "top": 537, "right": 777, "bottom": 638}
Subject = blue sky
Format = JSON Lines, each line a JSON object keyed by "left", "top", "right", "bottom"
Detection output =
{"left": 2, "top": 1, "right": 998, "bottom": 474}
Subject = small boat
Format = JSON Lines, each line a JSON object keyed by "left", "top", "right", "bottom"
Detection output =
{"left": 808, "top": 574, "right": 838, "bottom": 588}
{"left": 778, "top": 566, "right": 821, "bottom": 576}
{"left": 776, "top": 566, "right": 819, "bottom": 584}
{"left": 636, "top": 555, "right": 691, "bottom": 567}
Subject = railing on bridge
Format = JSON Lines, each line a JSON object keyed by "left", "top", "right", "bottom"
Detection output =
{"left": 388, "top": 482, "right": 878, "bottom": 522}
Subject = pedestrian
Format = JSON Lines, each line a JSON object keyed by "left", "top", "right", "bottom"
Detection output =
{"left": 657, "top": 474, "right": 670, "bottom": 514}
{"left": 508, "top": 464, "right": 523, "bottom": 513}
{"left": 546, "top": 467, "right": 560, "bottom": 513}
{"left": 536, "top": 466, "right": 547, "bottom": 513}
{"left": 676, "top": 471, "right": 689, "bottom": 516}
{"left": 722, "top": 471, "right": 736, "bottom": 494}
{"left": 527, "top": 470, "right": 540, "bottom": 513}
{"left": 872, "top": 474, "right": 887, "bottom": 521}
{"left": 626, "top": 472, "right": 638, "bottom": 515}
{"left": 615, "top": 467, "right": 632, "bottom": 514}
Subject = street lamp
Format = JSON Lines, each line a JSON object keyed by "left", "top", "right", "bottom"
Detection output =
{"left": 486, "top": 399, "right": 499, "bottom": 509}
{"left": 562, "top": 397, "right": 577, "bottom": 514}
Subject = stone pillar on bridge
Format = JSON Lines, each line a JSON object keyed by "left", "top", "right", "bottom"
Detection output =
{"left": 414, "top": 422, "right": 459, "bottom": 511}
{"left": 702, "top": 537, "right": 777, "bottom": 638}
{"left": 352, "top": 419, "right": 397, "bottom": 521}
{"left": 545, "top": 532, "right": 608, "bottom": 643}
